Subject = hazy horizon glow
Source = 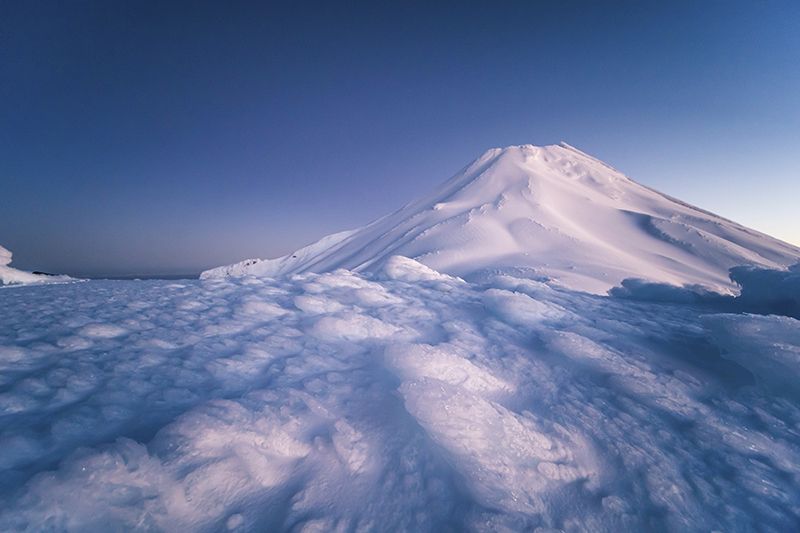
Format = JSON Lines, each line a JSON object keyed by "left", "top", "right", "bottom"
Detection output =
{"left": 2, "top": 1, "right": 798, "bottom": 276}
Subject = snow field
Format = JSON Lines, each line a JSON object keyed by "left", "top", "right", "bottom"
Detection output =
{"left": 0, "top": 257, "right": 799, "bottom": 531}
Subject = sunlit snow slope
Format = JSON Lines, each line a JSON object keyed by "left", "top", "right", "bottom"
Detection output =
{"left": 203, "top": 143, "right": 800, "bottom": 294}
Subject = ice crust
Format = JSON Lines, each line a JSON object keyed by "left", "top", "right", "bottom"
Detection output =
{"left": 1, "top": 257, "right": 799, "bottom": 531}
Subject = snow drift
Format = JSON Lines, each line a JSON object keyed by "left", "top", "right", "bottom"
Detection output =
{"left": 0, "top": 245, "right": 73, "bottom": 286}
{"left": 730, "top": 263, "right": 800, "bottom": 318}
{"left": 202, "top": 143, "right": 800, "bottom": 294}
{"left": 611, "top": 262, "right": 800, "bottom": 319}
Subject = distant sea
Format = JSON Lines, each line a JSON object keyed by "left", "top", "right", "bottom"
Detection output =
{"left": 88, "top": 273, "right": 200, "bottom": 281}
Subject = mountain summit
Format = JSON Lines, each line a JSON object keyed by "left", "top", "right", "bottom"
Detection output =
{"left": 203, "top": 143, "right": 799, "bottom": 293}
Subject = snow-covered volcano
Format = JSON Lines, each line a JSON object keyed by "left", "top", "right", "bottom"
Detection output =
{"left": 203, "top": 143, "right": 799, "bottom": 293}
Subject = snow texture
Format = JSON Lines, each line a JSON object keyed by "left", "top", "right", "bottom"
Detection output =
{"left": 202, "top": 143, "right": 800, "bottom": 295}
{"left": 1, "top": 257, "right": 800, "bottom": 531}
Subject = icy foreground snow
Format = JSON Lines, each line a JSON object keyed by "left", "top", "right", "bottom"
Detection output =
{"left": 202, "top": 143, "right": 800, "bottom": 294}
{"left": 2, "top": 257, "right": 800, "bottom": 531}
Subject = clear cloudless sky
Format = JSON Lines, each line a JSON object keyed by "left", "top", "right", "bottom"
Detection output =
{"left": 1, "top": 1, "right": 798, "bottom": 277}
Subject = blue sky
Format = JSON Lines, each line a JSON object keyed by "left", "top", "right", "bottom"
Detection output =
{"left": 2, "top": 1, "right": 798, "bottom": 276}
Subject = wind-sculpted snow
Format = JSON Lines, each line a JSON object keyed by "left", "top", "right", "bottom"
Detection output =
{"left": 1, "top": 258, "right": 799, "bottom": 531}
{"left": 611, "top": 262, "right": 800, "bottom": 319}
{"left": 730, "top": 263, "right": 800, "bottom": 318}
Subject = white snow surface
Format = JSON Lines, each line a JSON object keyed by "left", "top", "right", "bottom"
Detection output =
{"left": 1, "top": 257, "right": 800, "bottom": 531}
{"left": 0, "top": 245, "right": 74, "bottom": 286}
{"left": 202, "top": 143, "right": 800, "bottom": 294}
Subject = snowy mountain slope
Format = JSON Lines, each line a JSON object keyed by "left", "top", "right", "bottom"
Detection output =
{"left": 202, "top": 143, "right": 800, "bottom": 294}
{"left": 203, "top": 230, "right": 356, "bottom": 279}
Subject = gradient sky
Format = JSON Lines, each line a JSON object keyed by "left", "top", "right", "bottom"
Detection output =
{"left": 2, "top": 1, "right": 798, "bottom": 277}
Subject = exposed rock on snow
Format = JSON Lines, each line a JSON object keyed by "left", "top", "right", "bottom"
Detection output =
{"left": 0, "top": 245, "right": 74, "bottom": 286}
{"left": 202, "top": 143, "right": 800, "bottom": 294}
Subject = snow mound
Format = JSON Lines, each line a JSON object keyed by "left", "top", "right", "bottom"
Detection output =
{"left": 203, "top": 143, "right": 800, "bottom": 294}
{"left": 1, "top": 258, "right": 799, "bottom": 530}
{"left": 611, "top": 262, "right": 800, "bottom": 319}
{"left": 0, "top": 246, "right": 11, "bottom": 266}
{"left": 0, "top": 245, "right": 75, "bottom": 286}
{"left": 380, "top": 255, "right": 461, "bottom": 283}
{"left": 730, "top": 263, "right": 800, "bottom": 318}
